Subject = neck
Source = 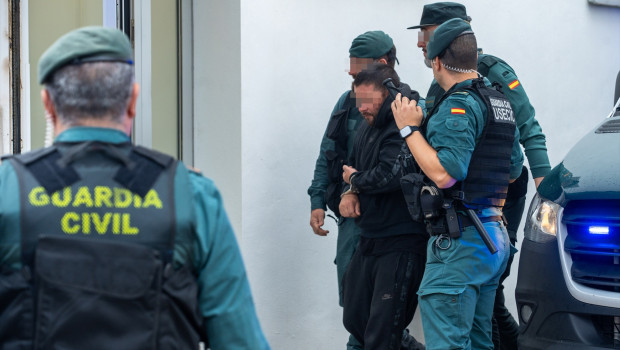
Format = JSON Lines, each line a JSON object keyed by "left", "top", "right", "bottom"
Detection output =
{"left": 54, "top": 116, "right": 131, "bottom": 137}
{"left": 438, "top": 72, "right": 479, "bottom": 91}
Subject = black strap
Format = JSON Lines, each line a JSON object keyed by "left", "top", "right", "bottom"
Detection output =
{"left": 114, "top": 147, "right": 174, "bottom": 198}
{"left": 477, "top": 54, "right": 499, "bottom": 77}
{"left": 9, "top": 145, "right": 81, "bottom": 194}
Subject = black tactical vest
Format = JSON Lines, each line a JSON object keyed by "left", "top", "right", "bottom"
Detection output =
{"left": 0, "top": 141, "right": 207, "bottom": 350}
{"left": 426, "top": 78, "right": 516, "bottom": 210}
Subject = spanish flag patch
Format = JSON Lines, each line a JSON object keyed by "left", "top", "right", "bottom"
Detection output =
{"left": 451, "top": 108, "right": 466, "bottom": 114}
{"left": 509, "top": 80, "right": 520, "bottom": 90}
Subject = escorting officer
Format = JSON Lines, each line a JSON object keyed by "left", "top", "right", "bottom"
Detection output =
{"left": 308, "top": 31, "right": 399, "bottom": 350}
{"left": 392, "top": 19, "right": 523, "bottom": 350}
{"left": 0, "top": 27, "right": 269, "bottom": 350}
{"left": 408, "top": 3, "right": 552, "bottom": 348}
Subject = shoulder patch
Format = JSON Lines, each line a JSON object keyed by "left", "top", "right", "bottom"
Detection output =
{"left": 508, "top": 79, "right": 520, "bottom": 90}
{"left": 451, "top": 108, "right": 466, "bottom": 114}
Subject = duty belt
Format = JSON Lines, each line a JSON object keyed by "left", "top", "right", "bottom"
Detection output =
{"left": 429, "top": 214, "right": 503, "bottom": 236}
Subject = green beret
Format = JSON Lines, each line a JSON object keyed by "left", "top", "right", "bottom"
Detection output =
{"left": 427, "top": 18, "right": 473, "bottom": 60}
{"left": 38, "top": 26, "right": 133, "bottom": 84}
{"left": 349, "top": 31, "right": 394, "bottom": 59}
{"left": 407, "top": 2, "right": 470, "bottom": 30}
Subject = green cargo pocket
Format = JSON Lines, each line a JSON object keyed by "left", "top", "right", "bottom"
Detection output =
{"left": 417, "top": 286, "right": 467, "bottom": 326}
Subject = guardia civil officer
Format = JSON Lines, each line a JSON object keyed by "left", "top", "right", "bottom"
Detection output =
{"left": 0, "top": 26, "right": 269, "bottom": 350}
{"left": 391, "top": 19, "right": 524, "bottom": 349}
{"left": 408, "top": 3, "right": 552, "bottom": 348}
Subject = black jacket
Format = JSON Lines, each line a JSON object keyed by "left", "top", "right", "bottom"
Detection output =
{"left": 349, "top": 86, "right": 426, "bottom": 238}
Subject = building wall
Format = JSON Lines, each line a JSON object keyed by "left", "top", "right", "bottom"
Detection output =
{"left": 193, "top": 0, "right": 243, "bottom": 236}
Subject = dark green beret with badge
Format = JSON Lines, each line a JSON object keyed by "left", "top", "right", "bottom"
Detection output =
{"left": 407, "top": 2, "right": 470, "bottom": 29}
{"left": 38, "top": 26, "right": 133, "bottom": 84}
{"left": 349, "top": 30, "right": 394, "bottom": 59}
{"left": 426, "top": 18, "right": 473, "bottom": 60}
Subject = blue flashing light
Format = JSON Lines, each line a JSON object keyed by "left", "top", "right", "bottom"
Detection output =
{"left": 588, "top": 226, "right": 610, "bottom": 235}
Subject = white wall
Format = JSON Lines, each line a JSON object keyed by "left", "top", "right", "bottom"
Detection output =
{"left": 194, "top": 0, "right": 620, "bottom": 348}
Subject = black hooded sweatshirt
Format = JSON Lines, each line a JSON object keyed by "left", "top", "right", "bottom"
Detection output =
{"left": 349, "top": 84, "right": 426, "bottom": 238}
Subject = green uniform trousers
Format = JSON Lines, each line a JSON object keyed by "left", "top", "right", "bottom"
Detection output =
{"left": 418, "top": 222, "right": 510, "bottom": 350}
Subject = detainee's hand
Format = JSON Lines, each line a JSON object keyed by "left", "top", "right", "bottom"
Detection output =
{"left": 339, "top": 193, "right": 361, "bottom": 218}
{"left": 310, "top": 208, "right": 329, "bottom": 236}
{"left": 391, "top": 93, "right": 424, "bottom": 130}
{"left": 342, "top": 165, "right": 358, "bottom": 184}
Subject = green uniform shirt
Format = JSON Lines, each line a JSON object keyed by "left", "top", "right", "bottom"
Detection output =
{"left": 426, "top": 79, "right": 524, "bottom": 217}
{"left": 308, "top": 90, "right": 363, "bottom": 210}
{"left": 425, "top": 53, "right": 551, "bottom": 179}
{"left": 0, "top": 127, "right": 270, "bottom": 350}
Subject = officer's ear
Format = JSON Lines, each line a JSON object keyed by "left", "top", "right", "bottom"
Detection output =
{"left": 126, "top": 82, "right": 140, "bottom": 120}
{"left": 375, "top": 57, "right": 388, "bottom": 65}
{"left": 41, "top": 89, "right": 58, "bottom": 124}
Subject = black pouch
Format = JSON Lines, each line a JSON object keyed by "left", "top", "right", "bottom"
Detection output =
{"left": 400, "top": 173, "right": 427, "bottom": 221}
{"left": 506, "top": 165, "right": 529, "bottom": 200}
{"left": 326, "top": 109, "right": 348, "bottom": 142}
{"left": 34, "top": 235, "right": 161, "bottom": 350}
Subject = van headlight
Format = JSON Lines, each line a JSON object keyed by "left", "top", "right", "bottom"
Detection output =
{"left": 524, "top": 193, "right": 561, "bottom": 243}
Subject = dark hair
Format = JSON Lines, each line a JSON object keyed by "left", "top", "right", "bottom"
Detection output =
{"left": 353, "top": 63, "right": 400, "bottom": 91}
{"left": 438, "top": 33, "right": 477, "bottom": 72}
{"left": 45, "top": 61, "right": 134, "bottom": 125}
{"left": 377, "top": 45, "right": 398, "bottom": 68}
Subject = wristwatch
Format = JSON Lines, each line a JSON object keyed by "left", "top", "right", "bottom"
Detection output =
{"left": 399, "top": 125, "right": 420, "bottom": 139}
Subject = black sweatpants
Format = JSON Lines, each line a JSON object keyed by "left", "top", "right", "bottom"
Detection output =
{"left": 343, "top": 234, "right": 427, "bottom": 350}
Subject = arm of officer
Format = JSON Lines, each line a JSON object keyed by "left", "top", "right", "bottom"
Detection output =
{"left": 307, "top": 91, "right": 351, "bottom": 235}
{"left": 189, "top": 171, "right": 270, "bottom": 349}
{"left": 392, "top": 93, "right": 456, "bottom": 189}
{"left": 486, "top": 61, "right": 550, "bottom": 187}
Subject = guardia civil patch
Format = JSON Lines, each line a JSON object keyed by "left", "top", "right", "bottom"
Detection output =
{"left": 489, "top": 97, "right": 515, "bottom": 124}
{"left": 508, "top": 80, "right": 520, "bottom": 90}
{"left": 451, "top": 108, "right": 466, "bottom": 114}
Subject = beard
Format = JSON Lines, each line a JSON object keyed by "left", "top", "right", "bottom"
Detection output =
{"left": 362, "top": 113, "right": 375, "bottom": 125}
{"left": 424, "top": 57, "right": 432, "bottom": 68}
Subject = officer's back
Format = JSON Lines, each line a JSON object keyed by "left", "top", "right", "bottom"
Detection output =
{"left": 0, "top": 26, "right": 269, "bottom": 350}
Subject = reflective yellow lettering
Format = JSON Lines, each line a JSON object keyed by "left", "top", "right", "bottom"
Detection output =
{"left": 82, "top": 213, "right": 91, "bottom": 234}
{"left": 61, "top": 212, "right": 80, "bottom": 234}
{"left": 112, "top": 213, "right": 121, "bottom": 234}
{"left": 133, "top": 194, "right": 142, "bottom": 208}
{"left": 122, "top": 214, "right": 139, "bottom": 235}
{"left": 29, "top": 187, "right": 49, "bottom": 206}
{"left": 92, "top": 213, "right": 112, "bottom": 234}
{"left": 114, "top": 188, "right": 132, "bottom": 208}
{"left": 72, "top": 187, "right": 93, "bottom": 207}
{"left": 51, "top": 187, "right": 72, "bottom": 207}
{"left": 142, "top": 190, "right": 163, "bottom": 209}
{"left": 94, "top": 186, "right": 113, "bottom": 207}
